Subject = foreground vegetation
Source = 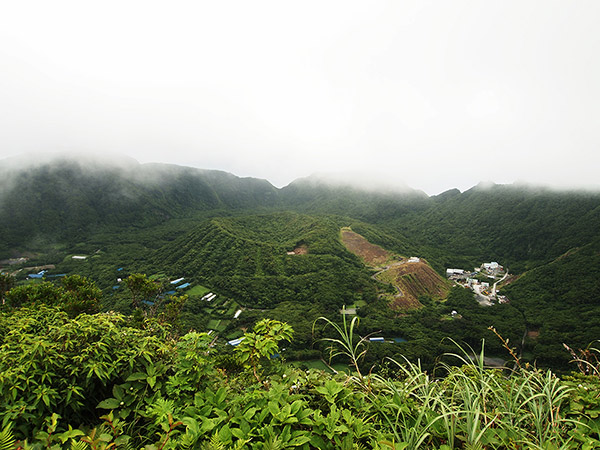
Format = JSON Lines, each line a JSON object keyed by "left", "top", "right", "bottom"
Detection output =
{"left": 1, "top": 284, "right": 599, "bottom": 449}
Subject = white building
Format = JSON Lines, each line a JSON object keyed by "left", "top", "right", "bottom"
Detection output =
{"left": 446, "top": 268, "right": 465, "bottom": 277}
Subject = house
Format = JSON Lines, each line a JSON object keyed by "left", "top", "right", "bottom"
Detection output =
{"left": 72, "top": 256, "right": 87, "bottom": 260}
{"left": 408, "top": 257, "right": 420, "bottom": 263}
{"left": 369, "top": 337, "right": 385, "bottom": 343}
{"left": 170, "top": 277, "right": 185, "bottom": 285}
{"left": 446, "top": 268, "right": 466, "bottom": 279}
{"left": 233, "top": 309, "right": 242, "bottom": 319}
{"left": 482, "top": 262, "right": 503, "bottom": 275}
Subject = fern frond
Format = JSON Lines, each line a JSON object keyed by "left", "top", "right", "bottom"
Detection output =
{"left": 201, "top": 433, "right": 226, "bottom": 450}
{"left": 0, "top": 426, "right": 16, "bottom": 450}
{"left": 69, "top": 441, "right": 89, "bottom": 450}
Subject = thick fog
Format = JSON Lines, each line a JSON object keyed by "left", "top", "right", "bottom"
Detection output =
{"left": 1, "top": 1, "right": 599, "bottom": 195}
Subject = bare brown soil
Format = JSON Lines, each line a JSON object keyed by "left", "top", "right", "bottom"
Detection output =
{"left": 341, "top": 227, "right": 450, "bottom": 311}
{"left": 340, "top": 229, "right": 390, "bottom": 266}
{"left": 287, "top": 245, "right": 308, "bottom": 256}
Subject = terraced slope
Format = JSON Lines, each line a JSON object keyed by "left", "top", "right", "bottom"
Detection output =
{"left": 341, "top": 228, "right": 450, "bottom": 310}
{"left": 376, "top": 261, "right": 450, "bottom": 310}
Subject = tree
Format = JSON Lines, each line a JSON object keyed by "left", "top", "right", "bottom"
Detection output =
{"left": 235, "top": 319, "right": 293, "bottom": 383}
{"left": 124, "top": 273, "right": 160, "bottom": 309}
{"left": 0, "top": 272, "right": 15, "bottom": 305}
{"left": 61, "top": 274, "right": 102, "bottom": 316}
{"left": 4, "top": 275, "right": 101, "bottom": 317}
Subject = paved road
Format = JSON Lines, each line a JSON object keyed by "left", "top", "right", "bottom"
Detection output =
{"left": 471, "top": 270, "right": 509, "bottom": 306}
{"left": 492, "top": 270, "right": 509, "bottom": 296}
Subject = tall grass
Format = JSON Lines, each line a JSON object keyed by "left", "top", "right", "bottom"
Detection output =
{"left": 371, "top": 340, "right": 583, "bottom": 449}
{"left": 315, "top": 311, "right": 589, "bottom": 449}
{"left": 313, "top": 308, "right": 374, "bottom": 382}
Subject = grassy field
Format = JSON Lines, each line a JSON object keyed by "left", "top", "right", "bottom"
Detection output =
{"left": 346, "top": 299, "right": 367, "bottom": 309}
{"left": 186, "top": 285, "right": 210, "bottom": 297}
{"left": 206, "top": 319, "right": 221, "bottom": 330}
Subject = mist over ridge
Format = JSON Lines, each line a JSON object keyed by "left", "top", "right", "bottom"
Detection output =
{"left": 3, "top": 151, "right": 599, "bottom": 197}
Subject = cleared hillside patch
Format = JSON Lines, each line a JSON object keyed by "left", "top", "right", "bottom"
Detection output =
{"left": 376, "top": 261, "right": 450, "bottom": 310}
{"left": 342, "top": 227, "right": 450, "bottom": 311}
{"left": 340, "top": 227, "right": 392, "bottom": 266}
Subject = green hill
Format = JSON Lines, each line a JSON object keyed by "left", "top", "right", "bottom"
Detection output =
{"left": 0, "top": 156, "right": 277, "bottom": 255}
{"left": 502, "top": 238, "right": 600, "bottom": 367}
{"left": 152, "top": 212, "right": 375, "bottom": 309}
{"left": 384, "top": 183, "right": 600, "bottom": 272}
{"left": 2, "top": 155, "right": 600, "bottom": 372}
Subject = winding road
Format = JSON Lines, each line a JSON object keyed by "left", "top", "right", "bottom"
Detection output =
{"left": 372, "top": 261, "right": 406, "bottom": 297}
{"left": 492, "top": 270, "right": 509, "bottom": 296}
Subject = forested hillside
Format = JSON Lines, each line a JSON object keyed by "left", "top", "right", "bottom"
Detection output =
{"left": 502, "top": 238, "right": 600, "bottom": 367}
{"left": 278, "top": 175, "right": 430, "bottom": 222}
{"left": 3, "top": 157, "right": 600, "bottom": 272}
{"left": 2, "top": 156, "right": 600, "bottom": 373}
{"left": 0, "top": 157, "right": 277, "bottom": 254}
{"left": 152, "top": 213, "right": 375, "bottom": 309}
{"left": 383, "top": 184, "right": 600, "bottom": 273}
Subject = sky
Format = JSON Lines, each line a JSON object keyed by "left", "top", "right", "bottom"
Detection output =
{"left": 1, "top": 1, "right": 599, "bottom": 195}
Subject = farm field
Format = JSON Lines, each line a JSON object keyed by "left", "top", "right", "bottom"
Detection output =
{"left": 186, "top": 285, "right": 210, "bottom": 297}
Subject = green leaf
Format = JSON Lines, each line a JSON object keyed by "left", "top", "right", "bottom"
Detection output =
{"left": 147, "top": 376, "right": 156, "bottom": 388}
{"left": 126, "top": 372, "right": 147, "bottom": 381}
{"left": 268, "top": 401, "right": 279, "bottom": 417}
{"left": 57, "top": 428, "right": 84, "bottom": 444}
{"left": 244, "top": 407, "right": 257, "bottom": 421}
{"left": 218, "top": 425, "right": 232, "bottom": 444}
{"left": 97, "top": 398, "right": 121, "bottom": 409}
{"left": 200, "top": 418, "right": 217, "bottom": 434}
{"left": 231, "top": 428, "right": 246, "bottom": 439}
{"left": 114, "top": 435, "right": 131, "bottom": 445}
{"left": 288, "top": 434, "right": 312, "bottom": 447}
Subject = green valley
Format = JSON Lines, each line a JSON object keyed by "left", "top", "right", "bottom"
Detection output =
{"left": 1, "top": 157, "right": 600, "bottom": 448}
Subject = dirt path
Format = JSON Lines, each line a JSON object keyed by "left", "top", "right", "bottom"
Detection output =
{"left": 372, "top": 261, "right": 406, "bottom": 297}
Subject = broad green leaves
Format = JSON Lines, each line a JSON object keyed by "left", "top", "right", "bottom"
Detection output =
{"left": 235, "top": 319, "right": 293, "bottom": 383}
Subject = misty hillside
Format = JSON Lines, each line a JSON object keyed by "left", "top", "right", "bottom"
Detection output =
{"left": 0, "top": 157, "right": 278, "bottom": 253}
{"left": 377, "top": 183, "right": 600, "bottom": 272}
{"left": 2, "top": 155, "right": 600, "bottom": 273}
{"left": 278, "top": 174, "right": 430, "bottom": 221}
